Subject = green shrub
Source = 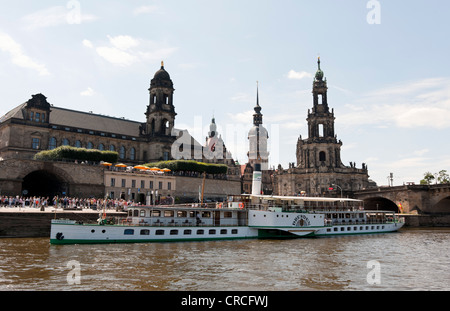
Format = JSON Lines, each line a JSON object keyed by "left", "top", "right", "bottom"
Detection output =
{"left": 145, "top": 160, "right": 228, "bottom": 175}
{"left": 34, "top": 146, "right": 118, "bottom": 163}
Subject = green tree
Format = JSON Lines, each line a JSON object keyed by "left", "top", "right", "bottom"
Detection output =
{"left": 437, "top": 170, "right": 450, "bottom": 184}
{"left": 420, "top": 172, "right": 435, "bottom": 185}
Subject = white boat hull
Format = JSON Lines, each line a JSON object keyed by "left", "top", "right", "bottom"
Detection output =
{"left": 50, "top": 222, "right": 259, "bottom": 244}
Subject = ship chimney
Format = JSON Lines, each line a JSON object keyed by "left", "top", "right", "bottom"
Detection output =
{"left": 251, "top": 163, "right": 262, "bottom": 195}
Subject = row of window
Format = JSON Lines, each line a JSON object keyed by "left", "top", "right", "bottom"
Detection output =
{"left": 326, "top": 225, "right": 385, "bottom": 233}
{"left": 91, "top": 228, "right": 239, "bottom": 236}
{"left": 111, "top": 179, "right": 171, "bottom": 190}
{"left": 50, "top": 125, "right": 137, "bottom": 141}
{"left": 29, "top": 111, "right": 46, "bottom": 123}
{"left": 48, "top": 137, "right": 136, "bottom": 160}
{"left": 129, "top": 209, "right": 232, "bottom": 218}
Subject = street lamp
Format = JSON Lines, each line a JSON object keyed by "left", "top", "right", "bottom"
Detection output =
{"left": 331, "top": 184, "right": 343, "bottom": 198}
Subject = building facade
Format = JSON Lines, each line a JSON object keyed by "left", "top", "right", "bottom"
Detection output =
{"left": 274, "top": 58, "right": 371, "bottom": 197}
{"left": 0, "top": 62, "right": 179, "bottom": 163}
{"left": 0, "top": 62, "right": 240, "bottom": 200}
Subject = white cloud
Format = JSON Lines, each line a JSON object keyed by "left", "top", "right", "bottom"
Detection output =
{"left": 107, "top": 35, "right": 140, "bottom": 51}
{"left": 227, "top": 110, "right": 253, "bottom": 124}
{"left": 133, "top": 5, "right": 161, "bottom": 15}
{"left": 339, "top": 77, "right": 450, "bottom": 129}
{"left": 0, "top": 31, "right": 49, "bottom": 75}
{"left": 87, "top": 35, "right": 177, "bottom": 67}
{"left": 96, "top": 46, "right": 137, "bottom": 67}
{"left": 82, "top": 39, "right": 93, "bottom": 48}
{"left": 21, "top": 6, "right": 97, "bottom": 30}
{"left": 287, "top": 70, "right": 312, "bottom": 80}
{"left": 80, "top": 87, "right": 95, "bottom": 96}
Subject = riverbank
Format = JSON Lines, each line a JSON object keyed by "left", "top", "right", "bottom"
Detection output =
{"left": 0, "top": 208, "right": 448, "bottom": 238}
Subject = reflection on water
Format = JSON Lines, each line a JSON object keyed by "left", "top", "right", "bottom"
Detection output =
{"left": 1, "top": 228, "right": 450, "bottom": 291}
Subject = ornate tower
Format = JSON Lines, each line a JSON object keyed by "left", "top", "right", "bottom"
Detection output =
{"left": 141, "top": 61, "right": 177, "bottom": 161}
{"left": 296, "top": 58, "right": 343, "bottom": 169}
{"left": 145, "top": 61, "right": 176, "bottom": 137}
{"left": 248, "top": 82, "right": 269, "bottom": 171}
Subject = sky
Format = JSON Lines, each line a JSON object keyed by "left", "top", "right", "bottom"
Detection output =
{"left": 0, "top": 0, "right": 449, "bottom": 186}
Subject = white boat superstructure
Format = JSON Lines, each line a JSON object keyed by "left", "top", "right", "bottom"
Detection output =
{"left": 50, "top": 195, "right": 404, "bottom": 244}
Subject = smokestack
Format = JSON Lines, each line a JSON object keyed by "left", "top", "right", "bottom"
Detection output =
{"left": 251, "top": 163, "right": 262, "bottom": 195}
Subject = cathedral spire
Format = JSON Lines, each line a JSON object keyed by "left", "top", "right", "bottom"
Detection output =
{"left": 315, "top": 56, "right": 324, "bottom": 81}
{"left": 253, "top": 81, "right": 262, "bottom": 125}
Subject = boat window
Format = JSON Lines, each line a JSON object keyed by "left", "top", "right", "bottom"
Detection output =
{"left": 128, "top": 210, "right": 133, "bottom": 216}
{"left": 231, "top": 229, "right": 238, "bottom": 234}
{"left": 197, "top": 229, "right": 204, "bottom": 235}
{"left": 184, "top": 229, "right": 192, "bottom": 235}
{"left": 140, "top": 229, "right": 150, "bottom": 235}
{"left": 189, "top": 211, "right": 196, "bottom": 218}
{"left": 164, "top": 210, "right": 174, "bottom": 217}
{"left": 224, "top": 212, "right": 232, "bottom": 218}
{"left": 151, "top": 210, "right": 161, "bottom": 217}
{"left": 155, "top": 230, "right": 164, "bottom": 235}
{"left": 201, "top": 212, "right": 211, "bottom": 218}
{"left": 209, "top": 229, "right": 216, "bottom": 235}
{"left": 170, "top": 230, "right": 178, "bottom": 235}
{"left": 220, "top": 229, "right": 227, "bottom": 235}
{"left": 140, "top": 210, "right": 146, "bottom": 217}
{"left": 124, "top": 229, "right": 134, "bottom": 235}
{"left": 178, "top": 211, "right": 187, "bottom": 217}
{"left": 133, "top": 210, "right": 139, "bottom": 217}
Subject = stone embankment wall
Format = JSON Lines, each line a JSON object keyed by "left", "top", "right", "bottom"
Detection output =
{"left": 403, "top": 214, "right": 450, "bottom": 227}
{"left": 0, "top": 211, "right": 126, "bottom": 238}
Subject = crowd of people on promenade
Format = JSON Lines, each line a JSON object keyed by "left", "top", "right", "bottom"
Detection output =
{"left": 0, "top": 195, "right": 142, "bottom": 210}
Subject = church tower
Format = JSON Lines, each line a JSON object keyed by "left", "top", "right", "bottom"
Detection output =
{"left": 248, "top": 82, "right": 269, "bottom": 171}
{"left": 142, "top": 61, "right": 177, "bottom": 161}
{"left": 274, "top": 58, "right": 370, "bottom": 197}
{"left": 296, "top": 58, "right": 343, "bottom": 169}
{"left": 145, "top": 61, "right": 176, "bottom": 137}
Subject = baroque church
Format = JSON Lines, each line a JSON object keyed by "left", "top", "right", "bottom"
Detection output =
{"left": 273, "top": 58, "right": 372, "bottom": 197}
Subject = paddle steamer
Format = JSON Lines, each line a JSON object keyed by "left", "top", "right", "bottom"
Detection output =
{"left": 50, "top": 194, "right": 404, "bottom": 244}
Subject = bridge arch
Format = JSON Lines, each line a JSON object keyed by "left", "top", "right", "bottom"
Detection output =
{"left": 21, "top": 167, "right": 73, "bottom": 198}
{"left": 362, "top": 197, "right": 399, "bottom": 212}
{"left": 429, "top": 196, "right": 450, "bottom": 214}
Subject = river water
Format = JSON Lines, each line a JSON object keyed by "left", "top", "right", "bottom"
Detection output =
{"left": 0, "top": 228, "right": 449, "bottom": 291}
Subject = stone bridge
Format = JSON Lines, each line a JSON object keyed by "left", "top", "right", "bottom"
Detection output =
{"left": 354, "top": 184, "right": 450, "bottom": 214}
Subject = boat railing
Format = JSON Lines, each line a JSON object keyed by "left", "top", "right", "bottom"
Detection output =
{"left": 246, "top": 204, "right": 365, "bottom": 213}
